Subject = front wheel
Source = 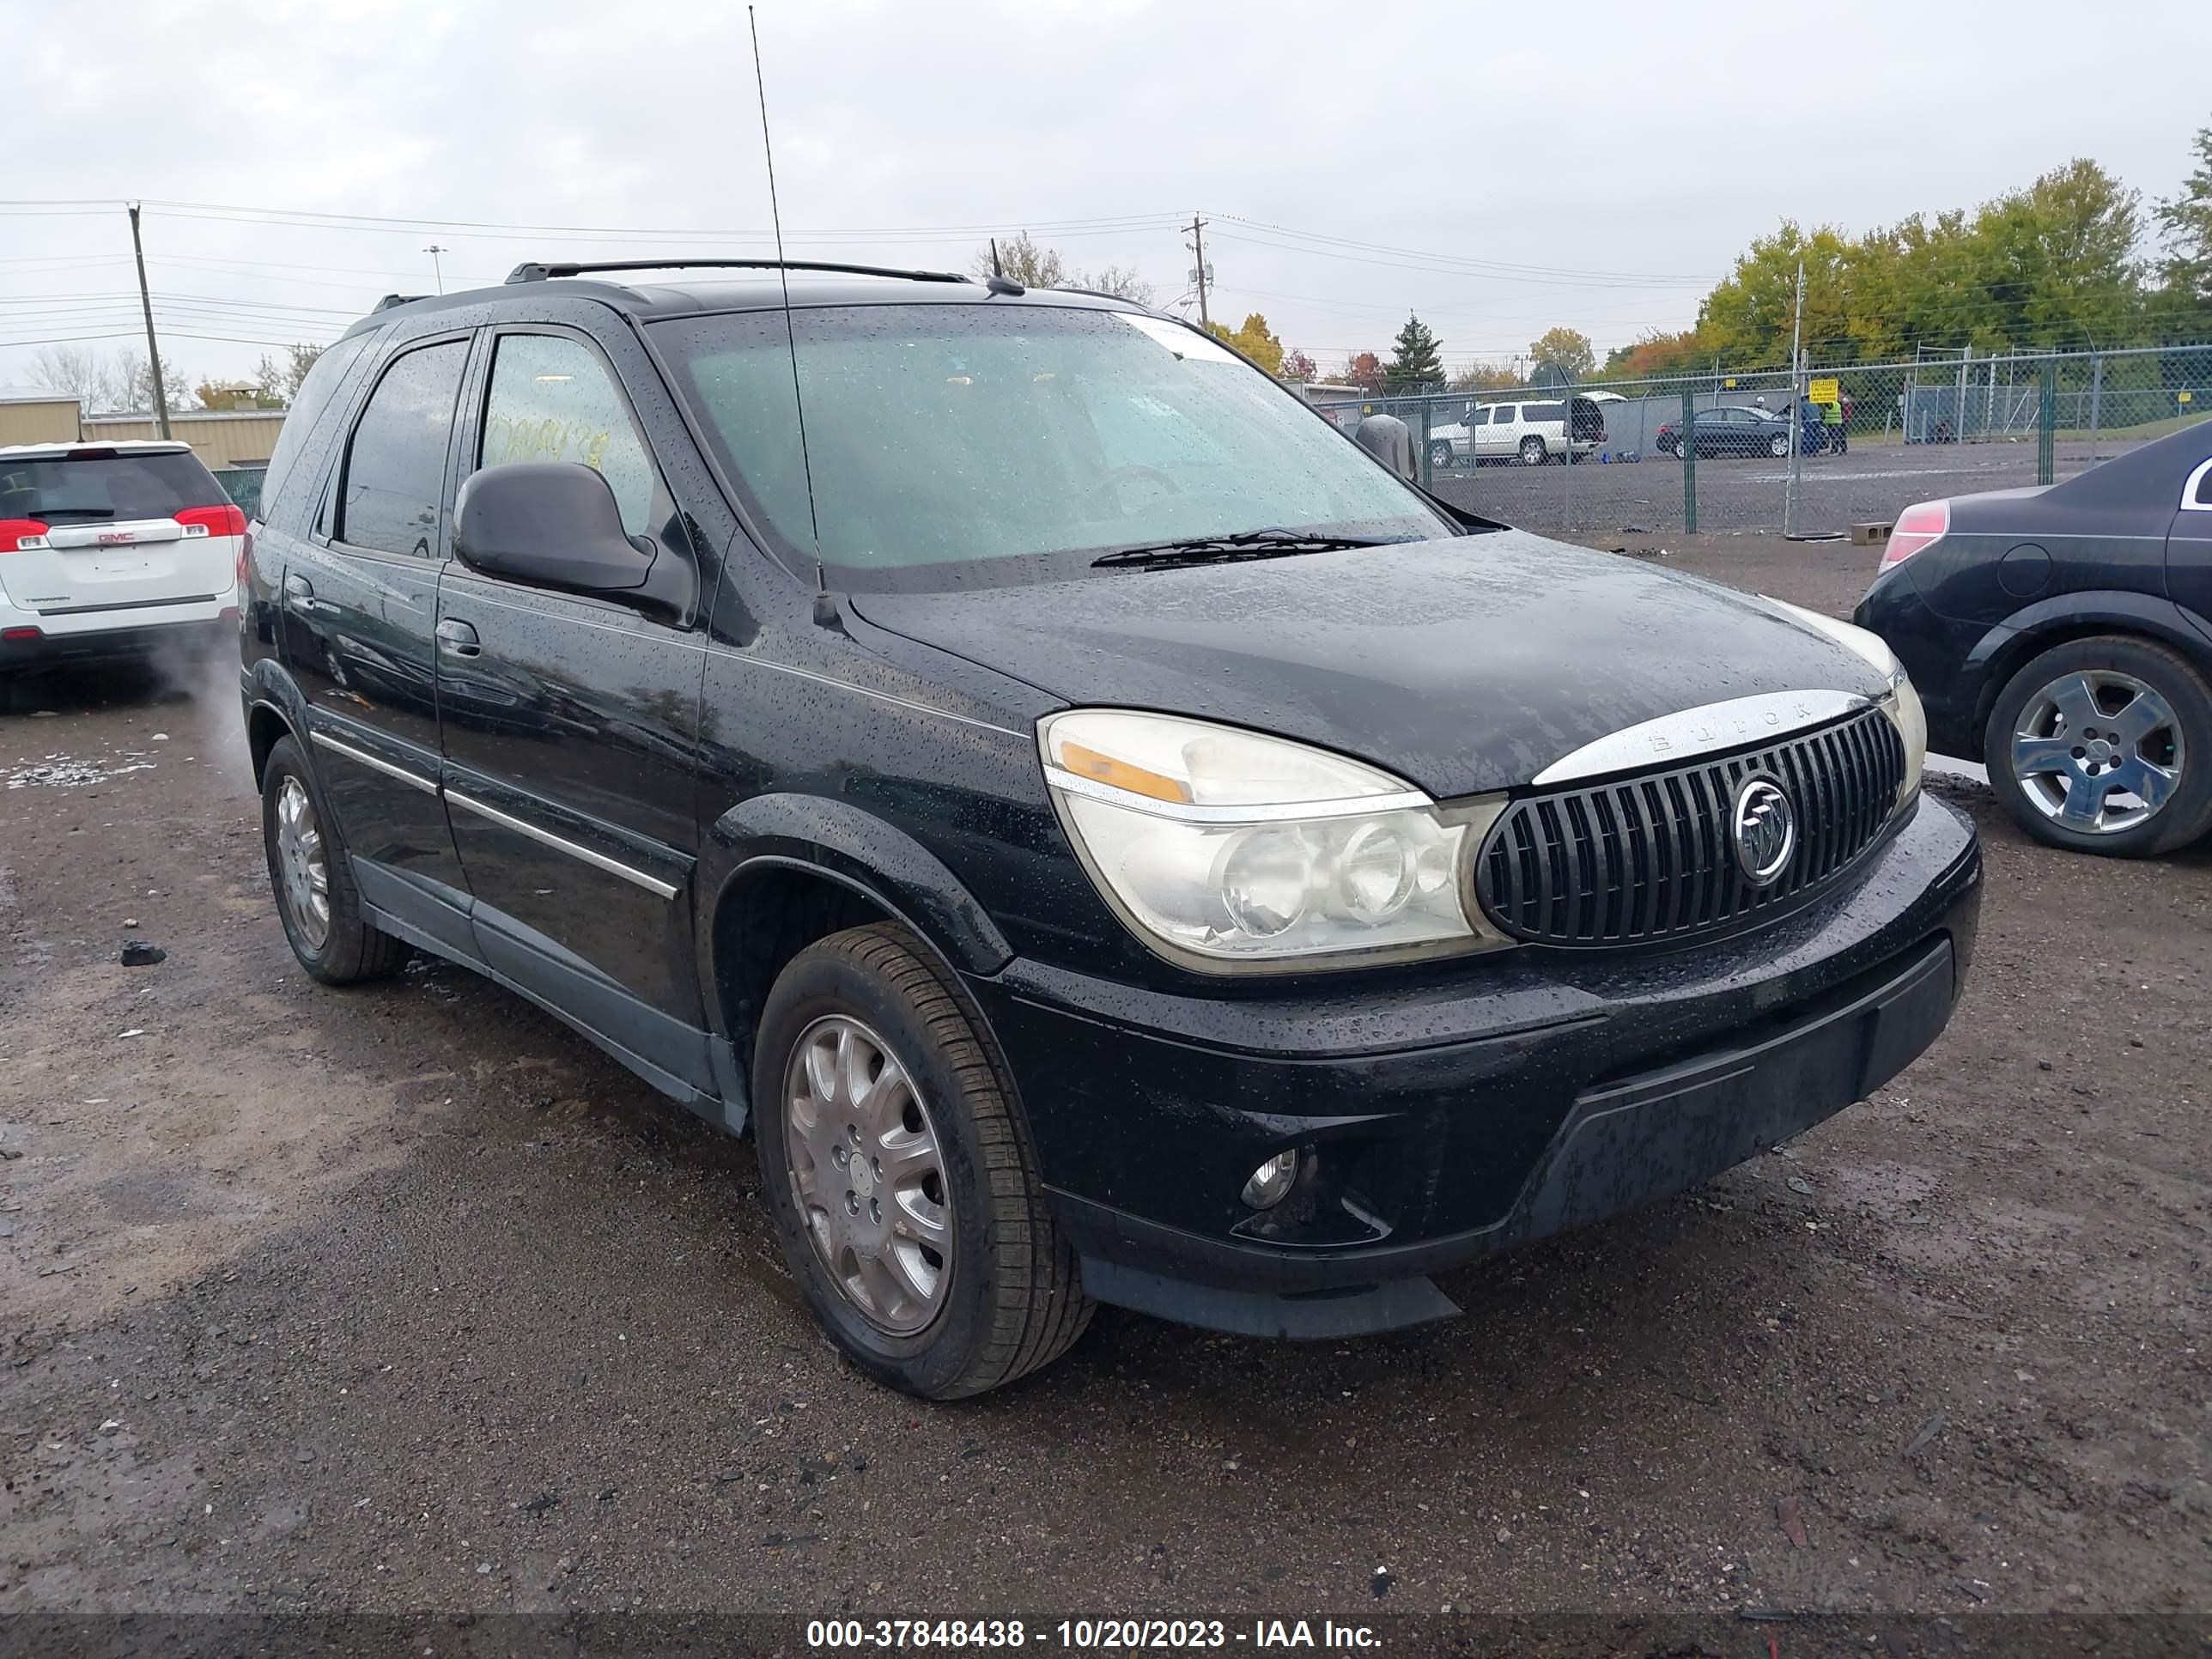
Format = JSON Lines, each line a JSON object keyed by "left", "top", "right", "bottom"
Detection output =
{"left": 1984, "top": 636, "right": 2212, "bottom": 856}
{"left": 1768, "top": 433, "right": 1790, "bottom": 458}
{"left": 260, "top": 736, "right": 410, "bottom": 982}
{"left": 754, "top": 923, "right": 1093, "bottom": 1398}
{"left": 1519, "top": 436, "right": 1547, "bottom": 466}
{"left": 1429, "top": 441, "right": 1455, "bottom": 472}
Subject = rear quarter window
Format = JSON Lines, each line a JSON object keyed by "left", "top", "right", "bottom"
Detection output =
{"left": 257, "top": 331, "right": 379, "bottom": 530}
{"left": 1521, "top": 401, "right": 1565, "bottom": 423}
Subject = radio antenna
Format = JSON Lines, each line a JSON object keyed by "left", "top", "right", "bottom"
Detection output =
{"left": 748, "top": 6, "right": 823, "bottom": 568}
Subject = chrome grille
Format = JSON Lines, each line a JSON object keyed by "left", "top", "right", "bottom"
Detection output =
{"left": 1476, "top": 707, "right": 1906, "bottom": 946}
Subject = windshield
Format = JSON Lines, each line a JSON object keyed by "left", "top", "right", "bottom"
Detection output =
{"left": 652, "top": 302, "right": 1456, "bottom": 589}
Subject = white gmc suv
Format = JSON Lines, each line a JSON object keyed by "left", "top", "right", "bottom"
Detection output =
{"left": 0, "top": 441, "right": 242, "bottom": 683}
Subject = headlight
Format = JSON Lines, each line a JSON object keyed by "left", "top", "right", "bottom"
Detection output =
{"left": 1039, "top": 710, "right": 1509, "bottom": 971}
{"left": 1761, "top": 596, "right": 1924, "bottom": 810}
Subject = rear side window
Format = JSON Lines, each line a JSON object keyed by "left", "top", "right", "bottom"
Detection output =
{"left": 1521, "top": 401, "right": 1565, "bottom": 423}
{"left": 337, "top": 339, "right": 469, "bottom": 557}
{"left": 258, "top": 331, "right": 375, "bottom": 521}
{"left": 477, "top": 333, "right": 657, "bottom": 534}
{"left": 0, "top": 450, "right": 224, "bottom": 524}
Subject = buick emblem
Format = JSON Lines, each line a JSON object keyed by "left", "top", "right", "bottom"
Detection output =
{"left": 1730, "top": 775, "right": 1796, "bottom": 888}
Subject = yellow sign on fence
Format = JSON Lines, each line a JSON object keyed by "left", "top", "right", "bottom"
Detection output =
{"left": 2182, "top": 391, "right": 2195, "bottom": 404}
{"left": 1808, "top": 377, "right": 1839, "bottom": 404}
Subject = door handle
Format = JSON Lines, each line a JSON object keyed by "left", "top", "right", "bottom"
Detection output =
{"left": 436, "top": 618, "right": 482, "bottom": 658}
{"left": 283, "top": 573, "right": 315, "bottom": 611}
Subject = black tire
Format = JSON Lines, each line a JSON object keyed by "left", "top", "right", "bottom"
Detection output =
{"left": 259, "top": 735, "right": 411, "bottom": 983}
{"left": 1428, "top": 441, "right": 1454, "bottom": 472}
{"left": 1518, "top": 436, "right": 1547, "bottom": 466}
{"left": 754, "top": 923, "right": 1092, "bottom": 1399}
{"left": 1983, "top": 635, "right": 2212, "bottom": 858}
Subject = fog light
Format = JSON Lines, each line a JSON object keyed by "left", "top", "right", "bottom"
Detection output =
{"left": 1241, "top": 1150, "right": 1300, "bottom": 1211}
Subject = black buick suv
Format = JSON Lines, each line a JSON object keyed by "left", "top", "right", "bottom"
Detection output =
{"left": 238, "top": 259, "right": 1980, "bottom": 1397}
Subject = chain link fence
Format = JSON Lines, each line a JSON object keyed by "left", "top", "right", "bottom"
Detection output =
{"left": 1311, "top": 343, "right": 2212, "bottom": 544}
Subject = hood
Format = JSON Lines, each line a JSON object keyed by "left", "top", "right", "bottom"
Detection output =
{"left": 848, "top": 532, "right": 1889, "bottom": 799}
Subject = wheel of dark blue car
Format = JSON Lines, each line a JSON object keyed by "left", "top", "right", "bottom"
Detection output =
{"left": 753, "top": 922, "right": 1093, "bottom": 1398}
{"left": 1768, "top": 432, "right": 1789, "bottom": 458}
{"left": 1984, "top": 636, "right": 2212, "bottom": 858}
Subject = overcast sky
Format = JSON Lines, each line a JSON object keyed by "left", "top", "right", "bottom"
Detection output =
{"left": 5, "top": 0, "right": 2209, "bottom": 397}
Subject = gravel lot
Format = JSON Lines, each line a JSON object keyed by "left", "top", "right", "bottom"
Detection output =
{"left": 2, "top": 539, "right": 2207, "bottom": 1632}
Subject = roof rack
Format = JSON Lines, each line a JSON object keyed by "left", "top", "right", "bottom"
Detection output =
{"left": 503, "top": 258, "right": 970, "bottom": 286}
{"left": 373, "top": 293, "right": 429, "bottom": 312}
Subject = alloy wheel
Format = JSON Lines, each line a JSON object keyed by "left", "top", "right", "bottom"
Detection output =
{"left": 274, "top": 775, "right": 331, "bottom": 948}
{"left": 2008, "top": 669, "right": 2185, "bottom": 835}
{"left": 782, "top": 1013, "right": 953, "bottom": 1335}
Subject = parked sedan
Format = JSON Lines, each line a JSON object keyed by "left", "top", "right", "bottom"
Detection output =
{"left": 1657, "top": 405, "right": 1797, "bottom": 459}
{"left": 1854, "top": 419, "right": 2212, "bottom": 856}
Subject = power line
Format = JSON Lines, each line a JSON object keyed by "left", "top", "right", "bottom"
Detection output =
{"left": 1202, "top": 211, "right": 1720, "bottom": 286}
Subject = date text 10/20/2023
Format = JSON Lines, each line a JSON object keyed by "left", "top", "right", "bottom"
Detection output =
{"left": 805, "top": 1620, "right": 1385, "bottom": 1650}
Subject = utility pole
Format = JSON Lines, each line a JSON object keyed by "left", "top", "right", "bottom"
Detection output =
{"left": 424, "top": 244, "right": 449, "bottom": 295}
{"left": 1184, "top": 216, "right": 1210, "bottom": 331}
{"left": 126, "top": 203, "right": 171, "bottom": 440}
{"left": 1784, "top": 256, "right": 1805, "bottom": 538}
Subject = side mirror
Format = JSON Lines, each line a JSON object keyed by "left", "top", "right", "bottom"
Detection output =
{"left": 453, "top": 463, "right": 650, "bottom": 594}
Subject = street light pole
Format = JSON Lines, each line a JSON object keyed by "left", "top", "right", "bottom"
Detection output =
{"left": 424, "top": 244, "right": 449, "bottom": 295}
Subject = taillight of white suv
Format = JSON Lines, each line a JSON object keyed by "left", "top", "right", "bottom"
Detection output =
{"left": 1880, "top": 500, "right": 1949, "bottom": 570}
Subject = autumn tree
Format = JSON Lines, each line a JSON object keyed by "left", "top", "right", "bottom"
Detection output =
{"left": 194, "top": 380, "right": 281, "bottom": 410}
{"left": 1279, "top": 347, "right": 1318, "bottom": 382}
{"left": 1449, "top": 362, "right": 1520, "bottom": 392}
{"left": 1528, "top": 327, "right": 1596, "bottom": 382}
{"left": 1206, "top": 313, "right": 1285, "bottom": 374}
{"left": 1601, "top": 330, "right": 1706, "bottom": 380}
{"left": 1338, "top": 351, "right": 1385, "bottom": 393}
{"left": 1384, "top": 313, "right": 1443, "bottom": 391}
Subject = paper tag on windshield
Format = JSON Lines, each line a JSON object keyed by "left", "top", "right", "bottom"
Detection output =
{"left": 1112, "top": 312, "right": 1241, "bottom": 364}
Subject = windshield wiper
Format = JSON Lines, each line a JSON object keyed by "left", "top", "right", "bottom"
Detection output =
{"left": 1092, "top": 528, "right": 1400, "bottom": 568}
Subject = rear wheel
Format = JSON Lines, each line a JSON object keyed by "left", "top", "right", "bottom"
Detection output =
{"left": 260, "top": 736, "right": 410, "bottom": 982}
{"left": 1984, "top": 636, "right": 2212, "bottom": 857}
{"left": 1768, "top": 433, "right": 1790, "bottom": 458}
{"left": 754, "top": 923, "right": 1092, "bottom": 1398}
{"left": 1428, "top": 441, "right": 1454, "bottom": 472}
{"left": 1518, "top": 436, "right": 1547, "bottom": 466}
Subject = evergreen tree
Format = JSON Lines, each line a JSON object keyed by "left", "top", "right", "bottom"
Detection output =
{"left": 2155, "top": 118, "right": 2212, "bottom": 313}
{"left": 1385, "top": 313, "right": 1443, "bottom": 391}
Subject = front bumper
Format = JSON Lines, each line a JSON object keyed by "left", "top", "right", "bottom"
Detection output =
{"left": 968, "top": 794, "right": 1980, "bottom": 1338}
